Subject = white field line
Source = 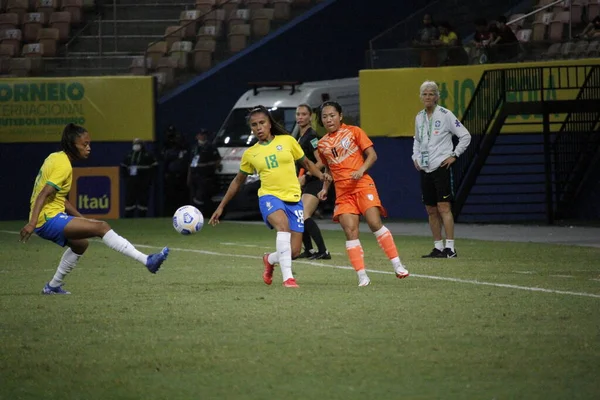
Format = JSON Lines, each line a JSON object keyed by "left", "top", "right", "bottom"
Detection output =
{"left": 220, "top": 242, "right": 345, "bottom": 256}
{"left": 2, "top": 230, "right": 599, "bottom": 299}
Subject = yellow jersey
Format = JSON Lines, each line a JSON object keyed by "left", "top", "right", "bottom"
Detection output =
{"left": 29, "top": 151, "right": 73, "bottom": 227}
{"left": 239, "top": 135, "right": 305, "bottom": 202}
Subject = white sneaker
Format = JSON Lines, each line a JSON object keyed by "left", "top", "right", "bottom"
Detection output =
{"left": 358, "top": 275, "right": 371, "bottom": 287}
{"left": 394, "top": 264, "right": 409, "bottom": 279}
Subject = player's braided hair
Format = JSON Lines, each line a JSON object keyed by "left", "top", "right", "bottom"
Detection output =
{"left": 246, "top": 105, "right": 290, "bottom": 136}
{"left": 61, "top": 123, "right": 87, "bottom": 160}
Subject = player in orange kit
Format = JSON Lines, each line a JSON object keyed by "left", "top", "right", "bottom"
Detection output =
{"left": 316, "top": 101, "right": 409, "bottom": 286}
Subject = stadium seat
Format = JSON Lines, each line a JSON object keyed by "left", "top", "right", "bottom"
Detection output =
{"left": 49, "top": 11, "right": 71, "bottom": 41}
{"left": 156, "top": 56, "right": 177, "bottom": 86}
{"left": 585, "top": 40, "right": 599, "bottom": 57}
{"left": 23, "top": 12, "right": 46, "bottom": 43}
{"left": 203, "top": 8, "right": 225, "bottom": 37}
{"left": 228, "top": 8, "right": 249, "bottom": 29}
{"left": 179, "top": 10, "right": 201, "bottom": 39}
{"left": 146, "top": 40, "right": 167, "bottom": 66}
{"left": 7, "top": 0, "right": 29, "bottom": 24}
{"left": 251, "top": 8, "right": 273, "bottom": 37}
{"left": 164, "top": 25, "right": 184, "bottom": 52}
{"left": 9, "top": 56, "right": 31, "bottom": 76}
{"left": 272, "top": 0, "right": 291, "bottom": 20}
{"left": 0, "top": 43, "right": 16, "bottom": 74}
{"left": 572, "top": 39, "right": 589, "bottom": 57}
{"left": 542, "top": 41, "right": 562, "bottom": 59}
{"left": 62, "top": 0, "right": 83, "bottom": 26}
{"left": 227, "top": 23, "right": 250, "bottom": 52}
{"left": 196, "top": 0, "right": 216, "bottom": 15}
{"left": 22, "top": 42, "right": 43, "bottom": 72}
{"left": 0, "top": 13, "right": 20, "bottom": 30}
{"left": 151, "top": 71, "right": 167, "bottom": 92}
{"left": 516, "top": 28, "right": 532, "bottom": 43}
{"left": 548, "top": 18, "right": 564, "bottom": 41}
{"left": 36, "top": 27, "right": 58, "bottom": 56}
{"left": 129, "top": 56, "right": 152, "bottom": 75}
{"left": 36, "top": 0, "right": 59, "bottom": 22}
{"left": 1, "top": 28, "right": 22, "bottom": 55}
{"left": 194, "top": 39, "right": 217, "bottom": 72}
{"left": 532, "top": 21, "right": 547, "bottom": 41}
{"left": 589, "top": 3, "right": 599, "bottom": 21}
{"left": 560, "top": 41, "right": 576, "bottom": 58}
{"left": 169, "top": 40, "right": 192, "bottom": 69}
{"left": 193, "top": 37, "right": 215, "bottom": 72}
{"left": 197, "top": 24, "right": 219, "bottom": 40}
{"left": 218, "top": 0, "right": 240, "bottom": 17}
{"left": 244, "top": 0, "right": 267, "bottom": 11}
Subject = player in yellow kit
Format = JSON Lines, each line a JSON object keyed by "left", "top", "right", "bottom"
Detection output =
{"left": 20, "top": 123, "right": 169, "bottom": 295}
{"left": 209, "top": 106, "right": 330, "bottom": 288}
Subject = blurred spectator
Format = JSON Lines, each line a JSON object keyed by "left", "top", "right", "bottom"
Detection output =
{"left": 162, "top": 126, "right": 190, "bottom": 216}
{"left": 578, "top": 16, "right": 600, "bottom": 39}
{"left": 187, "top": 129, "right": 221, "bottom": 217}
{"left": 433, "top": 21, "right": 468, "bottom": 65}
{"left": 413, "top": 14, "right": 439, "bottom": 67}
{"left": 468, "top": 18, "right": 493, "bottom": 64}
{"left": 489, "top": 16, "right": 519, "bottom": 62}
{"left": 121, "top": 138, "right": 157, "bottom": 218}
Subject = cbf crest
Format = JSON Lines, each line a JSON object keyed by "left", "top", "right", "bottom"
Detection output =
{"left": 276, "top": 145, "right": 283, "bottom": 151}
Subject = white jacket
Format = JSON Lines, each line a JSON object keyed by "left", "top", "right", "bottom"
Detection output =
{"left": 412, "top": 106, "right": 472, "bottom": 173}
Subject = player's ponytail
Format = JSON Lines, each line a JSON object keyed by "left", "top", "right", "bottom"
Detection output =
{"left": 61, "top": 123, "right": 87, "bottom": 160}
{"left": 247, "top": 105, "right": 290, "bottom": 136}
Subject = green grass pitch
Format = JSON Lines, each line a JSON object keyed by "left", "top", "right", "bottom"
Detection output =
{"left": 0, "top": 219, "right": 599, "bottom": 400}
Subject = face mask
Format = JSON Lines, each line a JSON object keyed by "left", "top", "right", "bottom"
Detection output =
{"left": 132, "top": 144, "right": 141, "bottom": 151}
{"left": 197, "top": 139, "right": 206, "bottom": 146}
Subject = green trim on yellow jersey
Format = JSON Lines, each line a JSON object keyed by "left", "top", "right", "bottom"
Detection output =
{"left": 239, "top": 169, "right": 251, "bottom": 175}
{"left": 46, "top": 181, "right": 61, "bottom": 191}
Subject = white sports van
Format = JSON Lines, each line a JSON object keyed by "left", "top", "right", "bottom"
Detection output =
{"left": 213, "top": 77, "right": 359, "bottom": 209}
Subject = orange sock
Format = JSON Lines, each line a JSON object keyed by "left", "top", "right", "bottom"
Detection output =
{"left": 345, "top": 239, "right": 365, "bottom": 271}
{"left": 374, "top": 226, "right": 399, "bottom": 260}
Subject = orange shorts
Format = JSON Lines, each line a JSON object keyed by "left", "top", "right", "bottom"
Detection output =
{"left": 332, "top": 187, "right": 387, "bottom": 222}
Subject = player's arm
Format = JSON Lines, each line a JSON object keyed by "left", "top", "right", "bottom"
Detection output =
{"left": 20, "top": 184, "right": 56, "bottom": 242}
{"left": 209, "top": 171, "right": 248, "bottom": 226}
{"left": 300, "top": 156, "right": 331, "bottom": 182}
{"left": 64, "top": 198, "right": 83, "bottom": 218}
{"left": 351, "top": 146, "right": 377, "bottom": 180}
{"left": 317, "top": 151, "right": 331, "bottom": 201}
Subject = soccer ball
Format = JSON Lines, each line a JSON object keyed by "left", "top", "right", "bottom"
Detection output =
{"left": 173, "top": 205, "right": 204, "bottom": 235}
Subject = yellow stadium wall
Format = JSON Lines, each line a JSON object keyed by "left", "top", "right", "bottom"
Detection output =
{"left": 360, "top": 59, "right": 600, "bottom": 137}
{"left": 0, "top": 76, "right": 155, "bottom": 142}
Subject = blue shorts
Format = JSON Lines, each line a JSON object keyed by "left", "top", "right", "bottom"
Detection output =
{"left": 34, "top": 212, "right": 74, "bottom": 247}
{"left": 259, "top": 195, "right": 304, "bottom": 233}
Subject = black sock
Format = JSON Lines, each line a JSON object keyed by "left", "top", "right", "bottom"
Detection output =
{"left": 304, "top": 217, "right": 327, "bottom": 253}
{"left": 302, "top": 230, "right": 313, "bottom": 253}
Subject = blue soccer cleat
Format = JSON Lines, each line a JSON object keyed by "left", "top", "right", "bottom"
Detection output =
{"left": 146, "top": 247, "right": 169, "bottom": 274}
{"left": 41, "top": 282, "right": 71, "bottom": 295}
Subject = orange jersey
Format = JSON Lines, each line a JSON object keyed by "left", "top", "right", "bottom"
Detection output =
{"left": 318, "top": 124, "right": 376, "bottom": 197}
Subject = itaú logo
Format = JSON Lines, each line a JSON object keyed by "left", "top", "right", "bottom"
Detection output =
{"left": 76, "top": 176, "right": 111, "bottom": 214}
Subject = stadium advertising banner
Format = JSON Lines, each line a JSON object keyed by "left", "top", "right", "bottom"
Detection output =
{"left": 68, "top": 167, "right": 120, "bottom": 219}
{"left": 360, "top": 58, "right": 600, "bottom": 137}
{"left": 0, "top": 76, "right": 155, "bottom": 142}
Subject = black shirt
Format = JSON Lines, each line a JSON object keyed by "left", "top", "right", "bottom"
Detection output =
{"left": 297, "top": 128, "right": 320, "bottom": 181}
{"left": 190, "top": 142, "right": 221, "bottom": 177}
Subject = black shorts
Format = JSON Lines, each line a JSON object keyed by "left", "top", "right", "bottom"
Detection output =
{"left": 302, "top": 178, "right": 322, "bottom": 197}
{"left": 421, "top": 167, "right": 454, "bottom": 206}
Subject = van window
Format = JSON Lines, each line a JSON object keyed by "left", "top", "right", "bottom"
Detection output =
{"left": 216, "top": 108, "right": 297, "bottom": 147}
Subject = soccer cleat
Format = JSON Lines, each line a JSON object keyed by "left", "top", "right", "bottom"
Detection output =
{"left": 296, "top": 250, "right": 314, "bottom": 259}
{"left": 394, "top": 264, "right": 410, "bottom": 279}
{"left": 262, "top": 253, "right": 274, "bottom": 285}
{"left": 444, "top": 248, "right": 458, "bottom": 258}
{"left": 146, "top": 247, "right": 169, "bottom": 274}
{"left": 309, "top": 251, "right": 331, "bottom": 260}
{"left": 421, "top": 248, "right": 446, "bottom": 258}
{"left": 41, "top": 282, "right": 71, "bottom": 295}
{"left": 283, "top": 278, "right": 299, "bottom": 288}
{"left": 358, "top": 276, "right": 371, "bottom": 287}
